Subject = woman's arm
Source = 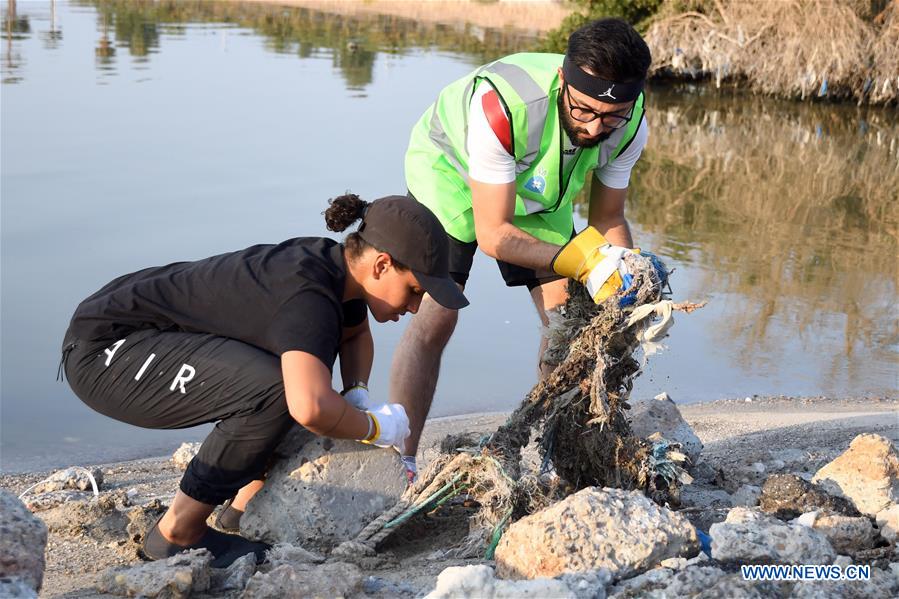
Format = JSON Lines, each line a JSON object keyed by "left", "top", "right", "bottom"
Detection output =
{"left": 338, "top": 317, "right": 373, "bottom": 390}
{"left": 281, "top": 350, "right": 371, "bottom": 440}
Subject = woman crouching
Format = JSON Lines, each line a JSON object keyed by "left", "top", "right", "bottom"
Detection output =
{"left": 60, "top": 194, "right": 468, "bottom": 567}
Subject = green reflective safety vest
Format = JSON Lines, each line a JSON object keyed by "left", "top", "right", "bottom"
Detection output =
{"left": 405, "top": 53, "right": 645, "bottom": 245}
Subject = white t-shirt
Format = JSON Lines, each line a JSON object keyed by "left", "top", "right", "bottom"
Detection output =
{"left": 466, "top": 82, "right": 648, "bottom": 189}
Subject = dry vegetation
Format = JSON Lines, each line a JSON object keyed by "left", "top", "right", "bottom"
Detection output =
{"left": 645, "top": 0, "right": 899, "bottom": 104}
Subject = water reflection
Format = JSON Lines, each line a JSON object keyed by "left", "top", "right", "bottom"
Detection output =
{"left": 68, "top": 0, "right": 533, "bottom": 92}
{"left": 2, "top": 0, "right": 29, "bottom": 84}
{"left": 621, "top": 84, "right": 898, "bottom": 389}
{"left": 95, "top": 12, "right": 114, "bottom": 68}
{"left": 40, "top": 0, "right": 61, "bottom": 50}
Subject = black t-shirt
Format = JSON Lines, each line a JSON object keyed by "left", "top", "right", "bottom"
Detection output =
{"left": 68, "top": 238, "right": 367, "bottom": 369}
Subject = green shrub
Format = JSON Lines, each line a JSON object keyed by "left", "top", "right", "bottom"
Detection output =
{"left": 538, "top": 0, "right": 664, "bottom": 53}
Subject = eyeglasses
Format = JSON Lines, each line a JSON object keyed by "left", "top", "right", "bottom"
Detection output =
{"left": 563, "top": 82, "right": 633, "bottom": 129}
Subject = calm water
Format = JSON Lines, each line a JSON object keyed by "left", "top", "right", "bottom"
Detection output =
{"left": 2, "top": 1, "right": 897, "bottom": 473}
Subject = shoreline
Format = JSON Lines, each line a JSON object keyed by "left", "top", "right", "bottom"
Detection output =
{"left": 2, "top": 394, "right": 896, "bottom": 597}
{"left": 2, "top": 395, "right": 894, "bottom": 478}
{"left": 227, "top": 0, "right": 574, "bottom": 34}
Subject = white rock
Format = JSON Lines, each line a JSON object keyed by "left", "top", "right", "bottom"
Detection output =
{"left": 876, "top": 504, "right": 899, "bottom": 543}
{"left": 812, "top": 433, "right": 899, "bottom": 516}
{"left": 495, "top": 487, "right": 698, "bottom": 580}
{"left": 22, "top": 489, "right": 92, "bottom": 512}
{"left": 0, "top": 578, "right": 37, "bottom": 599}
{"left": 795, "top": 511, "right": 819, "bottom": 527}
{"left": 659, "top": 557, "right": 688, "bottom": 570}
{"left": 833, "top": 555, "right": 852, "bottom": 568}
{"left": 609, "top": 567, "right": 671, "bottom": 594}
{"left": 31, "top": 467, "right": 103, "bottom": 494}
{"left": 808, "top": 513, "right": 877, "bottom": 553}
{"left": 241, "top": 430, "right": 405, "bottom": 549}
{"left": 241, "top": 562, "right": 362, "bottom": 598}
{"left": 790, "top": 566, "right": 898, "bottom": 598}
{"left": 425, "top": 565, "right": 594, "bottom": 599}
{"left": 724, "top": 507, "right": 773, "bottom": 525}
{"left": 628, "top": 395, "right": 703, "bottom": 464}
{"left": 685, "top": 553, "right": 710, "bottom": 566}
{"left": 608, "top": 565, "right": 779, "bottom": 598}
{"left": 710, "top": 507, "right": 836, "bottom": 564}
{"left": 732, "top": 485, "right": 762, "bottom": 507}
{"left": 770, "top": 448, "right": 809, "bottom": 465}
{"left": 265, "top": 543, "right": 325, "bottom": 567}
{"left": 209, "top": 553, "right": 256, "bottom": 593}
{"left": 0, "top": 490, "right": 48, "bottom": 593}
{"left": 171, "top": 442, "right": 202, "bottom": 470}
{"left": 96, "top": 549, "right": 212, "bottom": 598}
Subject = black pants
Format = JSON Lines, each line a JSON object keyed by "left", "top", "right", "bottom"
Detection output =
{"left": 62, "top": 328, "right": 294, "bottom": 505}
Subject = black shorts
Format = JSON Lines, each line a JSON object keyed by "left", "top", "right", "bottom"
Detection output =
{"left": 62, "top": 328, "right": 295, "bottom": 505}
{"left": 447, "top": 235, "right": 565, "bottom": 291}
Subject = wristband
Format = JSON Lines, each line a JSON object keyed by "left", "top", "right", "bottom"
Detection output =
{"left": 342, "top": 381, "right": 368, "bottom": 394}
{"left": 360, "top": 412, "right": 380, "bottom": 444}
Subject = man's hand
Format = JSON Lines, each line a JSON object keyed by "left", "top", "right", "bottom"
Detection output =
{"left": 362, "top": 403, "right": 411, "bottom": 453}
{"left": 552, "top": 226, "right": 638, "bottom": 303}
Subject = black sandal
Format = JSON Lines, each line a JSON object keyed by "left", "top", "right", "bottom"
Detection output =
{"left": 214, "top": 497, "right": 244, "bottom": 533}
{"left": 142, "top": 518, "right": 268, "bottom": 568}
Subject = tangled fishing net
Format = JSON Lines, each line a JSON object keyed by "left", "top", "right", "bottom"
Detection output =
{"left": 343, "top": 251, "right": 703, "bottom": 558}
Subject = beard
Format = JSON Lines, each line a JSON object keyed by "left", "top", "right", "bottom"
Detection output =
{"left": 557, "top": 94, "right": 613, "bottom": 148}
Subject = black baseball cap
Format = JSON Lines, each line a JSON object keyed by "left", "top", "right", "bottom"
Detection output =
{"left": 357, "top": 196, "right": 469, "bottom": 310}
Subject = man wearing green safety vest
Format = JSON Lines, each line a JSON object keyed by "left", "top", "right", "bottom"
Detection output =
{"left": 392, "top": 18, "right": 653, "bottom": 480}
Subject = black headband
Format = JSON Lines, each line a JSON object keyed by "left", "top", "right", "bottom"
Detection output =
{"left": 562, "top": 55, "right": 644, "bottom": 104}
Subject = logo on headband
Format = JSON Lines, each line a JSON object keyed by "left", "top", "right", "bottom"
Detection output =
{"left": 596, "top": 85, "right": 617, "bottom": 101}
{"left": 562, "top": 56, "right": 643, "bottom": 104}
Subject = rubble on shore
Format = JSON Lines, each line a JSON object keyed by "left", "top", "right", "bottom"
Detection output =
{"left": 1, "top": 402, "right": 897, "bottom": 598}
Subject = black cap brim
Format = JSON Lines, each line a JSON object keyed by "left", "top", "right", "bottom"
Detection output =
{"left": 413, "top": 270, "right": 469, "bottom": 310}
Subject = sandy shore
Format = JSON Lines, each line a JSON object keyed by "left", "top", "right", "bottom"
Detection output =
{"left": 228, "top": 0, "right": 573, "bottom": 33}
{"left": 1, "top": 395, "right": 896, "bottom": 598}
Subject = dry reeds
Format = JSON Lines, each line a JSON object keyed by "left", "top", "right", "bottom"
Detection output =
{"left": 645, "top": 0, "right": 899, "bottom": 104}
{"left": 870, "top": 0, "right": 899, "bottom": 103}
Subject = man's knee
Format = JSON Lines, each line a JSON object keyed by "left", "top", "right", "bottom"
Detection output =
{"left": 408, "top": 296, "right": 460, "bottom": 349}
{"left": 531, "top": 278, "right": 569, "bottom": 326}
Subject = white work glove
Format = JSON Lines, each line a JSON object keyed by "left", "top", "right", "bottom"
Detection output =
{"left": 341, "top": 383, "right": 373, "bottom": 410}
{"left": 361, "top": 403, "right": 410, "bottom": 453}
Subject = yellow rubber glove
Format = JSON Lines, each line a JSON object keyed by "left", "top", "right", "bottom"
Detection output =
{"left": 552, "top": 226, "right": 638, "bottom": 303}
